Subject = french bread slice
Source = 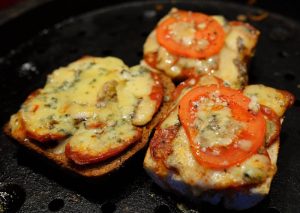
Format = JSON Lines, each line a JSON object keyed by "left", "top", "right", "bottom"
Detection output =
{"left": 4, "top": 56, "right": 175, "bottom": 178}
{"left": 143, "top": 8, "right": 260, "bottom": 89}
{"left": 144, "top": 82, "right": 294, "bottom": 210}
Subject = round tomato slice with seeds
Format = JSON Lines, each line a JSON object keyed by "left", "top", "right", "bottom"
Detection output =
{"left": 156, "top": 10, "right": 225, "bottom": 59}
{"left": 178, "top": 85, "right": 266, "bottom": 169}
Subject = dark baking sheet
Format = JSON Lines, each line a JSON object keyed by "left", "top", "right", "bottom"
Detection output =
{"left": 0, "top": 1, "right": 300, "bottom": 212}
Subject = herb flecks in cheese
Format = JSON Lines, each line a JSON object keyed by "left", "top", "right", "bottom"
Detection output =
{"left": 191, "top": 93, "right": 243, "bottom": 148}
{"left": 16, "top": 57, "right": 161, "bottom": 164}
{"left": 159, "top": 82, "right": 293, "bottom": 189}
{"left": 144, "top": 10, "right": 259, "bottom": 88}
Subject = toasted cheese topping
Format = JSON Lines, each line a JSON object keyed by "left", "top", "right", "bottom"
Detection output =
{"left": 144, "top": 9, "right": 259, "bottom": 88}
{"left": 244, "top": 84, "right": 293, "bottom": 117}
{"left": 145, "top": 78, "right": 293, "bottom": 189}
{"left": 192, "top": 100, "right": 243, "bottom": 148}
{"left": 165, "top": 127, "right": 273, "bottom": 189}
{"left": 10, "top": 57, "right": 162, "bottom": 164}
{"left": 160, "top": 107, "right": 180, "bottom": 129}
{"left": 169, "top": 21, "right": 196, "bottom": 47}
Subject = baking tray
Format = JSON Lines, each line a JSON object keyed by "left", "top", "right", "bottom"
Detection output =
{"left": 0, "top": 0, "right": 300, "bottom": 212}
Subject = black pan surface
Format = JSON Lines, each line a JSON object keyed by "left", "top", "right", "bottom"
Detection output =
{"left": 0, "top": 1, "right": 300, "bottom": 212}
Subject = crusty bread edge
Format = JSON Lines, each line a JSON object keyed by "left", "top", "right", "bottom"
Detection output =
{"left": 144, "top": 136, "right": 279, "bottom": 210}
{"left": 3, "top": 73, "right": 175, "bottom": 179}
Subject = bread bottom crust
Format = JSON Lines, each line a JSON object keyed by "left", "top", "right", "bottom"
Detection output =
{"left": 144, "top": 141, "right": 279, "bottom": 210}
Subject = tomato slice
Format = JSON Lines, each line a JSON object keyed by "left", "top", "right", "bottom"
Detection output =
{"left": 156, "top": 10, "right": 225, "bottom": 59}
{"left": 178, "top": 85, "right": 266, "bottom": 169}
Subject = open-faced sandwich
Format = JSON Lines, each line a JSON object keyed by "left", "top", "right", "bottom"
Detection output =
{"left": 143, "top": 8, "right": 260, "bottom": 89}
{"left": 144, "top": 75, "right": 294, "bottom": 210}
{"left": 4, "top": 56, "right": 175, "bottom": 178}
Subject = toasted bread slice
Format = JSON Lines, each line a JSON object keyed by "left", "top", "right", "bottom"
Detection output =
{"left": 143, "top": 8, "right": 260, "bottom": 89}
{"left": 144, "top": 77, "right": 294, "bottom": 210}
{"left": 4, "top": 56, "right": 175, "bottom": 178}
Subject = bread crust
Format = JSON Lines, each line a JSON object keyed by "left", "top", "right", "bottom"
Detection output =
{"left": 143, "top": 83, "right": 293, "bottom": 210}
{"left": 144, "top": 140, "right": 279, "bottom": 210}
{"left": 4, "top": 72, "right": 175, "bottom": 178}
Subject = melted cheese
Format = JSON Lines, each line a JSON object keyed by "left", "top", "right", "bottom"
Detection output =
{"left": 165, "top": 127, "right": 273, "bottom": 189}
{"left": 161, "top": 87, "right": 273, "bottom": 188}
{"left": 169, "top": 22, "right": 196, "bottom": 46}
{"left": 243, "top": 84, "right": 291, "bottom": 117}
{"left": 10, "top": 57, "right": 159, "bottom": 163}
{"left": 145, "top": 82, "right": 292, "bottom": 190}
{"left": 160, "top": 107, "right": 180, "bottom": 129}
{"left": 143, "top": 10, "right": 259, "bottom": 89}
{"left": 117, "top": 66, "right": 156, "bottom": 126}
{"left": 214, "top": 47, "right": 239, "bottom": 87}
{"left": 67, "top": 120, "right": 138, "bottom": 156}
{"left": 193, "top": 102, "right": 242, "bottom": 148}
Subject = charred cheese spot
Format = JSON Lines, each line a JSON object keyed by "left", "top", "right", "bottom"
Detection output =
{"left": 10, "top": 57, "right": 162, "bottom": 165}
